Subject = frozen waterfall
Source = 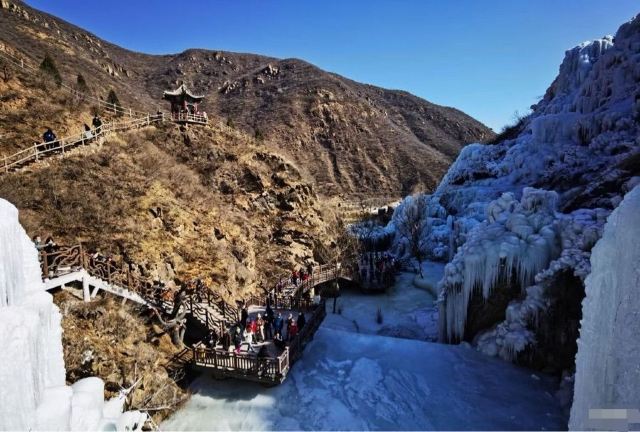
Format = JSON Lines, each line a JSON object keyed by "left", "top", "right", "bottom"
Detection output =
{"left": 569, "top": 185, "right": 640, "bottom": 430}
{"left": 0, "top": 198, "right": 147, "bottom": 431}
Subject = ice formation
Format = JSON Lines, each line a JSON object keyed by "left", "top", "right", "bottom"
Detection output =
{"left": 569, "top": 185, "right": 640, "bottom": 430}
{"left": 474, "top": 207, "right": 609, "bottom": 361}
{"left": 438, "top": 188, "right": 560, "bottom": 342}
{"left": 0, "top": 198, "right": 147, "bottom": 431}
{"left": 385, "top": 15, "right": 640, "bottom": 358}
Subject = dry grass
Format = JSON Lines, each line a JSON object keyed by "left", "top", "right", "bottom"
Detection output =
{"left": 55, "top": 291, "right": 185, "bottom": 422}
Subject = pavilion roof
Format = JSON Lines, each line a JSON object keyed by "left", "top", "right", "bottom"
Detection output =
{"left": 163, "top": 84, "right": 205, "bottom": 102}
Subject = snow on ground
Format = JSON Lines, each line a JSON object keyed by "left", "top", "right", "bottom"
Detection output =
{"left": 323, "top": 267, "right": 440, "bottom": 341}
{"left": 163, "top": 262, "right": 566, "bottom": 431}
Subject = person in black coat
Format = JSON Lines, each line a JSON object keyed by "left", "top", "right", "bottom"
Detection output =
{"left": 92, "top": 115, "right": 103, "bottom": 134}
{"left": 240, "top": 304, "right": 249, "bottom": 329}
{"left": 233, "top": 327, "right": 243, "bottom": 354}
{"left": 221, "top": 330, "right": 232, "bottom": 352}
{"left": 297, "top": 312, "right": 306, "bottom": 330}
{"left": 206, "top": 329, "right": 218, "bottom": 349}
{"left": 43, "top": 128, "right": 57, "bottom": 150}
{"left": 264, "top": 304, "right": 274, "bottom": 340}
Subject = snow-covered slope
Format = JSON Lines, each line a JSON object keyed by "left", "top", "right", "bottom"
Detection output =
{"left": 0, "top": 198, "right": 147, "bottom": 431}
{"left": 385, "top": 11, "right": 639, "bottom": 407}
{"left": 569, "top": 185, "right": 640, "bottom": 430}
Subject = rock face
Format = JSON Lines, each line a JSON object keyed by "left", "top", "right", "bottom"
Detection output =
{"left": 0, "top": 0, "right": 492, "bottom": 198}
{"left": 0, "top": 124, "right": 334, "bottom": 298}
{"left": 388, "top": 13, "right": 640, "bottom": 377}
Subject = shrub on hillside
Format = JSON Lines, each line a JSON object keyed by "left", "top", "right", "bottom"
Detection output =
{"left": 0, "top": 58, "right": 12, "bottom": 82}
{"left": 486, "top": 112, "right": 528, "bottom": 145}
{"left": 76, "top": 74, "right": 88, "bottom": 92}
{"left": 39, "top": 54, "right": 62, "bottom": 87}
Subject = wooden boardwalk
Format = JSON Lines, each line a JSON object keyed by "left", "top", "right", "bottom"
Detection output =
{"left": 39, "top": 243, "right": 340, "bottom": 384}
{"left": 1, "top": 114, "right": 164, "bottom": 175}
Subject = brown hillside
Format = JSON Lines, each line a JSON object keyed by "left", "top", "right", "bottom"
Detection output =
{"left": 0, "top": 0, "right": 493, "bottom": 199}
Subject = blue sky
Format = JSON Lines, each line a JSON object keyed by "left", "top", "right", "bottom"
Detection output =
{"left": 27, "top": 1, "right": 638, "bottom": 131}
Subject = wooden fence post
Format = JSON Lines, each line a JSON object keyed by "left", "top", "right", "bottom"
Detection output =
{"left": 79, "top": 244, "right": 86, "bottom": 269}
{"left": 41, "top": 250, "right": 48, "bottom": 279}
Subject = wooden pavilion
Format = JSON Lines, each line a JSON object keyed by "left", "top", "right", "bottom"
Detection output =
{"left": 163, "top": 84, "right": 208, "bottom": 124}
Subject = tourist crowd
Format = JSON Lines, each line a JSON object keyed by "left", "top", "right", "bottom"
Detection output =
{"left": 206, "top": 302, "right": 307, "bottom": 357}
{"left": 356, "top": 251, "right": 398, "bottom": 287}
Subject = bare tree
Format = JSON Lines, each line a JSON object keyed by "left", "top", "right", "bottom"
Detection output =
{"left": 395, "top": 194, "right": 430, "bottom": 278}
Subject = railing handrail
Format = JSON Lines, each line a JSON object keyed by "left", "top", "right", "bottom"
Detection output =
{"left": 1, "top": 113, "right": 164, "bottom": 174}
{"left": 40, "top": 242, "right": 329, "bottom": 383}
{"left": 170, "top": 112, "right": 208, "bottom": 124}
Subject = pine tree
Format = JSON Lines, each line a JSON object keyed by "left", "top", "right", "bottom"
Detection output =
{"left": 106, "top": 89, "right": 122, "bottom": 116}
{"left": 39, "top": 54, "right": 62, "bottom": 86}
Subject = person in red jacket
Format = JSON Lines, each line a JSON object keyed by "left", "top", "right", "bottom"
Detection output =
{"left": 289, "top": 320, "right": 298, "bottom": 340}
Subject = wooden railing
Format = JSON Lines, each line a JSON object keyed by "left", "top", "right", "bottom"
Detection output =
{"left": 39, "top": 243, "right": 236, "bottom": 331}
{"left": 191, "top": 300, "right": 326, "bottom": 383}
{"left": 1, "top": 114, "right": 164, "bottom": 174}
{"left": 251, "top": 263, "right": 348, "bottom": 306}
{"left": 170, "top": 112, "right": 208, "bottom": 124}
{"left": 40, "top": 244, "right": 161, "bottom": 301}
{"left": 193, "top": 343, "right": 289, "bottom": 382}
{"left": 288, "top": 299, "right": 327, "bottom": 363}
{"left": 39, "top": 241, "right": 330, "bottom": 383}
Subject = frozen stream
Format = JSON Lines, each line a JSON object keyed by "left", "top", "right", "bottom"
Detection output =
{"left": 163, "top": 262, "right": 566, "bottom": 430}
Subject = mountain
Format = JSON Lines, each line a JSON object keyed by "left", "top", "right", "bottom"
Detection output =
{"left": 0, "top": 0, "right": 492, "bottom": 198}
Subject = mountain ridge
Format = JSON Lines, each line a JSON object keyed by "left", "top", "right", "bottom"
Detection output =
{"left": 1, "top": 0, "right": 493, "bottom": 197}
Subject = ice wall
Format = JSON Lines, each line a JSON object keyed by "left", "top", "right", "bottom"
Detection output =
{"left": 0, "top": 198, "right": 146, "bottom": 431}
{"left": 398, "top": 14, "right": 639, "bottom": 253}
{"left": 0, "top": 200, "right": 67, "bottom": 430}
{"left": 569, "top": 185, "right": 640, "bottom": 430}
